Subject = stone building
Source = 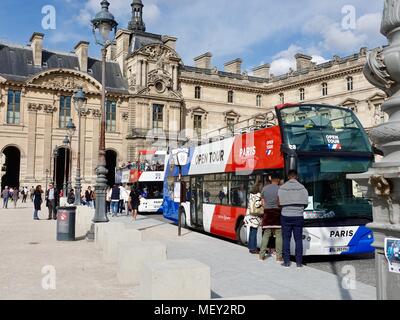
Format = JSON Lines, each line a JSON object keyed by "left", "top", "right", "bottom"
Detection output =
{"left": 0, "top": 0, "right": 386, "bottom": 190}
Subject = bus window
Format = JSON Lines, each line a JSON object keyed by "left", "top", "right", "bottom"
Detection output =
{"left": 202, "top": 173, "right": 229, "bottom": 205}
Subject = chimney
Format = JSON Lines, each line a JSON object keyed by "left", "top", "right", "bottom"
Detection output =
{"left": 162, "top": 36, "right": 177, "bottom": 50}
{"left": 106, "top": 42, "right": 117, "bottom": 61}
{"left": 30, "top": 32, "right": 44, "bottom": 67}
{"left": 74, "top": 41, "right": 89, "bottom": 73}
{"left": 115, "top": 29, "right": 132, "bottom": 77}
{"left": 295, "top": 53, "right": 313, "bottom": 70}
{"left": 194, "top": 52, "right": 212, "bottom": 69}
{"left": 252, "top": 63, "right": 270, "bottom": 78}
{"left": 224, "top": 58, "right": 242, "bottom": 74}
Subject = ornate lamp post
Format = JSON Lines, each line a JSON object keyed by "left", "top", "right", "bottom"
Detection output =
{"left": 172, "top": 148, "right": 189, "bottom": 236}
{"left": 348, "top": 0, "right": 400, "bottom": 300}
{"left": 73, "top": 88, "right": 87, "bottom": 205}
{"left": 62, "top": 135, "right": 71, "bottom": 196}
{"left": 91, "top": 0, "right": 118, "bottom": 226}
{"left": 53, "top": 146, "right": 59, "bottom": 190}
{"left": 66, "top": 118, "right": 76, "bottom": 194}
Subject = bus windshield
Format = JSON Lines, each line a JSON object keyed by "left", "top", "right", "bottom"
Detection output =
{"left": 298, "top": 156, "right": 372, "bottom": 221}
{"left": 279, "top": 105, "right": 372, "bottom": 153}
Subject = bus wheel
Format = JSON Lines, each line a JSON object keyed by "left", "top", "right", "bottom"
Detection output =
{"left": 179, "top": 209, "right": 187, "bottom": 228}
{"left": 236, "top": 219, "right": 247, "bottom": 246}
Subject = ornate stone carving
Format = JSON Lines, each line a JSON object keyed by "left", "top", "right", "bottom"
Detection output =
{"left": 27, "top": 103, "right": 42, "bottom": 112}
{"left": 91, "top": 109, "right": 102, "bottom": 118}
{"left": 42, "top": 104, "right": 57, "bottom": 113}
{"left": 148, "top": 68, "right": 173, "bottom": 94}
{"left": 364, "top": 48, "right": 394, "bottom": 96}
{"left": 122, "top": 112, "right": 129, "bottom": 121}
{"left": 381, "top": 0, "right": 400, "bottom": 36}
{"left": 139, "top": 44, "right": 179, "bottom": 61}
{"left": 128, "top": 73, "right": 136, "bottom": 89}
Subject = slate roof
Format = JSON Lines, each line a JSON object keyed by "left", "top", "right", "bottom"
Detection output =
{"left": 129, "top": 31, "right": 163, "bottom": 53}
{"left": 0, "top": 42, "right": 129, "bottom": 94}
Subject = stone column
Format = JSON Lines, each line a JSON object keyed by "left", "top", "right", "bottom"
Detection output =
{"left": 348, "top": 0, "right": 400, "bottom": 300}
{"left": 43, "top": 105, "right": 55, "bottom": 182}
{"left": 26, "top": 103, "right": 40, "bottom": 182}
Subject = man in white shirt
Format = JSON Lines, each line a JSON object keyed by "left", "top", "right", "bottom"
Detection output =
{"left": 46, "top": 183, "right": 58, "bottom": 220}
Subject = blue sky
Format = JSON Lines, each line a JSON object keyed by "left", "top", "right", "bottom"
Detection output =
{"left": 0, "top": 0, "right": 386, "bottom": 75}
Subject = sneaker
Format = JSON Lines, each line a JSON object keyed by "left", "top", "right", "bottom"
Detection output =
{"left": 259, "top": 255, "right": 266, "bottom": 261}
{"left": 281, "top": 262, "right": 291, "bottom": 268}
{"left": 296, "top": 263, "right": 303, "bottom": 268}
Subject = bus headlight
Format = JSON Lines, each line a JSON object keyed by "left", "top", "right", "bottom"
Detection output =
{"left": 307, "top": 237, "right": 311, "bottom": 242}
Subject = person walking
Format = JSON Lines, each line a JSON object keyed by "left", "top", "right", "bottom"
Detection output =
{"left": 67, "top": 189, "right": 75, "bottom": 205}
{"left": 30, "top": 186, "right": 35, "bottom": 202}
{"left": 110, "top": 184, "right": 120, "bottom": 217}
{"left": 45, "top": 183, "right": 59, "bottom": 220}
{"left": 85, "top": 186, "right": 94, "bottom": 208}
{"left": 22, "top": 186, "right": 28, "bottom": 203}
{"left": 106, "top": 186, "right": 111, "bottom": 214}
{"left": 259, "top": 173, "right": 283, "bottom": 262}
{"left": 2, "top": 186, "right": 10, "bottom": 209}
{"left": 33, "top": 185, "right": 43, "bottom": 220}
{"left": 12, "top": 187, "right": 19, "bottom": 208}
{"left": 129, "top": 185, "right": 140, "bottom": 221}
{"left": 244, "top": 183, "right": 264, "bottom": 254}
{"left": 278, "top": 170, "right": 309, "bottom": 268}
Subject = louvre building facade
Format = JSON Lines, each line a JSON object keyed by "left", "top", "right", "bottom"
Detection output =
{"left": 0, "top": 0, "right": 385, "bottom": 190}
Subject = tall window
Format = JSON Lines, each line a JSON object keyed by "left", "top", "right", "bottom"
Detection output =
{"left": 227, "top": 118, "right": 235, "bottom": 134}
{"left": 299, "top": 88, "right": 305, "bottom": 101}
{"left": 279, "top": 93, "right": 284, "bottom": 104}
{"left": 195, "top": 86, "right": 201, "bottom": 99}
{"left": 152, "top": 104, "right": 164, "bottom": 129}
{"left": 322, "top": 83, "right": 328, "bottom": 96}
{"left": 106, "top": 100, "right": 117, "bottom": 132}
{"left": 347, "top": 76, "right": 354, "bottom": 91}
{"left": 374, "top": 104, "right": 385, "bottom": 124}
{"left": 228, "top": 90, "right": 234, "bottom": 103}
{"left": 59, "top": 96, "right": 71, "bottom": 128}
{"left": 194, "top": 115, "right": 202, "bottom": 140}
{"left": 7, "top": 90, "right": 21, "bottom": 125}
{"left": 256, "top": 95, "right": 262, "bottom": 107}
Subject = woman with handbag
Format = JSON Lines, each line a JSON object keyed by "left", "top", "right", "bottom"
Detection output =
{"left": 244, "top": 183, "right": 264, "bottom": 254}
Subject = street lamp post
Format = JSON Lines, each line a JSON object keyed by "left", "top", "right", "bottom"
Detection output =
{"left": 172, "top": 148, "right": 189, "bottom": 236}
{"left": 53, "top": 146, "right": 59, "bottom": 190}
{"left": 73, "top": 88, "right": 87, "bottom": 206}
{"left": 45, "top": 169, "right": 49, "bottom": 192}
{"left": 62, "top": 135, "right": 70, "bottom": 197}
{"left": 66, "top": 118, "right": 76, "bottom": 195}
{"left": 87, "top": 0, "right": 118, "bottom": 238}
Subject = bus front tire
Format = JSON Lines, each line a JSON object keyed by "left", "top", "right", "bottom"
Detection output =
{"left": 179, "top": 209, "right": 187, "bottom": 228}
{"left": 236, "top": 219, "right": 247, "bottom": 246}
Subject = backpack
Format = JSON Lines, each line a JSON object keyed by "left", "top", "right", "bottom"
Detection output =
{"left": 248, "top": 193, "right": 264, "bottom": 216}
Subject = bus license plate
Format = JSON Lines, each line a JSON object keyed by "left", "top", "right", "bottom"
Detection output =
{"left": 329, "top": 246, "right": 349, "bottom": 253}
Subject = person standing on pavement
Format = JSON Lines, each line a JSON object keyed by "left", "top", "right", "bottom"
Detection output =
{"left": 259, "top": 173, "right": 283, "bottom": 262}
{"left": 85, "top": 186, "right": 94, "bottom": 208}
{"left": 33, "top": 185, "right": 43, "bottom": 220}
{"left": 12, "top": 187, "right": 19, "bottom": 208}
{"left": 244, "top": 183, "right": 264, "bottom": 254}
{"left": 278, "top": 170, "right": 309, "bottom": 268}
{"left": 45, "top": 183, "right": 59, "bottom": 220}
{"left": 129, "top": 184, "right": 140, "bottom": 221}
{"left": 2, "top": 186, "right": 10, "bottom": 209}
{"left": 110, "top": 184, "right": 120, "bottom": 217}
{"left": 67, "top": 189, "right": 75, "bottom": 205}
{"left": 30, "top": 186, "right": 35, "bottom": 202}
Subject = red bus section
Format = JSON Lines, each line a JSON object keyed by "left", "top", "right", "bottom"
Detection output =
{"left": 225, "top": 125, "right": 284, "bottom": 173}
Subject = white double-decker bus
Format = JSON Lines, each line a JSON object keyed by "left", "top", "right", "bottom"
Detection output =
{"left": 117, "top": 150, "right": 167, "bottom": 214}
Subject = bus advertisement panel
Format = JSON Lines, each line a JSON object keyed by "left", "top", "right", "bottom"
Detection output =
{"left": 163, "top": 104, "right": 374, "bottom": 256}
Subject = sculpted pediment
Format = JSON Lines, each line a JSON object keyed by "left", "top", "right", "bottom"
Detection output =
{"left": 137, "top": 44, "right": 181, "bottom": 62}
{"left": 27, "top": 69, "right": 101, "bottom": 93}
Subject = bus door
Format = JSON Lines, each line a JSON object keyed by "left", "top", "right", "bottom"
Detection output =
{"left": 190, "top": 176, "right": 204, "bottom": 228}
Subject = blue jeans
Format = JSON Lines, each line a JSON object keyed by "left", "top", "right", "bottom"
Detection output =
{"left": 111, "top": 201, "right": 119, "bottom": 215}
{"left": 3, "top": 197, "right": 8, "bottom": 208}
{"left": 281, "top": 215, "right": 304, "bottom": 264}
{"left": 33, "top": 209, "right": 39, "bottom": 219}
{"left": 248, "top": 227, "right": 258, "bottom": 252}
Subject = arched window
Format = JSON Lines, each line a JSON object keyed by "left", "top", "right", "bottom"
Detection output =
{"left": 322, "top": 83, "right": 328, "bottom": 96}
{"left": 347, "top": 76, "right": 354, "bottom": 91}
{"left": 256, "top": 95, "right": 262, "bottom": 107}
{"left": 195, "top": 86, "right": 201, "bottom": 99}
{"left": 228, "top": 90, "right": 234, "bottom": 103}
{"left": 279, "top": 93, "right": 284, "bottom": 104}
{"left": 299, "top": 88, "right": 305, "bottom": 101}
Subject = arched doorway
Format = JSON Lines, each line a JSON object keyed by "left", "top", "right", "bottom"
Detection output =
{"left": 54, "top": 147, "right": 71, "bottom": 192}
{"left": 1, "top": 146, "right": 21, "bottom": 190}
{"left": 106, "top": 150, "right": 117, "bottom": 187}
